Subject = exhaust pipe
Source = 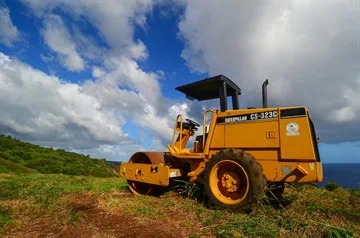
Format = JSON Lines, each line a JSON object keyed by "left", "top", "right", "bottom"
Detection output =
{"left": 262, "top": 79, "right": 269, "bottom": 108}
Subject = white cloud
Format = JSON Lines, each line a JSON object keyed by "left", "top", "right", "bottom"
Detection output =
{"left": 0, "top": 50, "right": 192, "bottom": 160}
{"left": 42, "top": 15, "right": 85, "bottom": 72}
{"left": 0, "top": 52, "right": 130, "bottom": 150}
{"left": 178, "top": 0, "right": 360, "bottom": 143}
{"left": 40, "top": 53, "right": 55, "bottom": 63}
{"left": 92, "top": 66, "right": 105, "bottom": 78}
{"left": 22, "top": 0, "right": 154, "bottom": 61}
{"left": 71, "top": 143, "right": 146, "bottom": 161}
{"left": 1, "top": 1, "right": 204, "bottom": 161}
{"left": 0, "top": 7, "right": 19, "bottom": 47}
{"left": 125, "top": 40, "right": 149, "bottom": 61}
{"left": 82, "top": 57, "right": 192, "bottom": 147}
{"left": 72, "top": 26, "right": 106, "bottom": 62}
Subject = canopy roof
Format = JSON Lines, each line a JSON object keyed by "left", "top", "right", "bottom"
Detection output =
{"left": 175, "top": 75, "right": 241, "bottom": 101}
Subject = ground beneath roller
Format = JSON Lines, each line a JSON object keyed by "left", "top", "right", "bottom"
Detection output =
{"left": 3, "top": 192, "right": 190, "bottom": 238}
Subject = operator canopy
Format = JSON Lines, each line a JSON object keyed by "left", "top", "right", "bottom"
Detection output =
{"left": 175, "top": 74, "right": 241, "bottom": 111}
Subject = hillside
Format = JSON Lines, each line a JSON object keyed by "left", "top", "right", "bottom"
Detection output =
{"left": 0, "top": 173, "right": 359, "bottom": 237}
{"left": 0, "top": 135, "right": 118, "bottom": 177}
{"left": 0, "top": 158, "right": 37, "bottom": 174}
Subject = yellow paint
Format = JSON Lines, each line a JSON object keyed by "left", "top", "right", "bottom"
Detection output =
{"left": 210, "top": 124, "right": 225, "bottom": 148}
{"left": 119, "top": 163, "right": 182, "bottom": 186}
{"left": 223, "top": 120, "right": 279, "bottom": 148}
{"left": 258, "top": 161, "right": 323, "bottom": 182}
{"left": 279, "top": 117, "right": 316, "bottom": 161}
{"left": 244, "top": 149, "right": 279, "bottom": 161}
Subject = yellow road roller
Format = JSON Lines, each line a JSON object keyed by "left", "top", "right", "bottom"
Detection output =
{"left": 119, "top": 75, "right": 323, "bottom": 212}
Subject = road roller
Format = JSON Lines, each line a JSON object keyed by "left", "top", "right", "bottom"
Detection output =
{"left": 119, "top": 75, "right": 323, "bottom": 212}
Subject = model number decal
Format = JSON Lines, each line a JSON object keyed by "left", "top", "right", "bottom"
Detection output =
{"left": 220, "top": 110, "right": 278, "bottom": 123}
{"left": 250, "top": 111, "right": 277, "bottom": 120}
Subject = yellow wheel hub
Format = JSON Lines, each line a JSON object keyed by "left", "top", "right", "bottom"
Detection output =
{"left": 221, "top": 172, "right": 239, "bottom": 192}
{"left": 209, "top": 160, "right": 249, "bottom": 205}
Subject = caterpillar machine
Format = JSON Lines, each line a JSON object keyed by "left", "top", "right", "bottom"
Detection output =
{"left": 119, "top": 75, "right": 323, "bottom": 212}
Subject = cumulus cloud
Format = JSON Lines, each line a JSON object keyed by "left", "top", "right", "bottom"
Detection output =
{"left": 178, "top": 0, "right": 360, "bottom": 143}
{"left": 0, "top": 7, "right": 20, "bottom": 47}
{"left": 0, "top": 52, "right": 131, "bottom": 151}
{"left": 42, "top": 15, "right": 85, "bottom": 72}
{"left": 72, "top": 26, "right": 106, "bottom": 62}
{"left": 0, "top": 50, "right": 193, "bottom": 160}
{"left": 92, "top": 66, "right": 106, "bottom": 78}
{"left": 22, "top": 0, "right": 154, "bottom": 61}
{"left": 82, "top": 57, "right": 192, "bottom": 146}
{"left": 0, "top": 0, "right": 195, "bottom": 161}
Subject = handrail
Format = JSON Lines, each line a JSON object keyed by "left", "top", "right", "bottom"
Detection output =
{"left": 203, "top": 110, "right": 215, "bottom": 149}
{"left": 171, "top": 114, "right": 183, "bottom": 146}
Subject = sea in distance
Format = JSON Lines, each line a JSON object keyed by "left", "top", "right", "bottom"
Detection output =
{"left": 317, "top": 163, "right": 360, "bottom": 189}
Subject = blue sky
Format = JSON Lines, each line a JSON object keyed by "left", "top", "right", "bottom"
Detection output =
{"left": 0, "top": 0, "right": 359, "bottom": 163}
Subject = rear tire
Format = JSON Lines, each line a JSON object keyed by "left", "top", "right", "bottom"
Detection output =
{"left": 203, "top": 149, "right": 267, "bottom": 212}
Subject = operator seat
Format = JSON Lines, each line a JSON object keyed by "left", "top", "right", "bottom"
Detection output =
{"left": 195, "top": 124, "right": 209, "bottom": 147}
{"left": 195, "top": 133, "right": 208, "bottom": 146}
{"left": 177, "top": 122, "right": 198, "bottom": 131}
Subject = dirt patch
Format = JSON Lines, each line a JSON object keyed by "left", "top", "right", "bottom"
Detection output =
{"left": 63, "top": 192, "right": 99, "bottom": 212}
{"left": 3, "top": 192, "right": 193, "bottom": 238}
{"left": 57, "top": 211, "right": 190, "bottom": 238}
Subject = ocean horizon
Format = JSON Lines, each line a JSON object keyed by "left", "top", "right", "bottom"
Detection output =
{"left": 317, "top": 163, "right": 360, "bottom": 189}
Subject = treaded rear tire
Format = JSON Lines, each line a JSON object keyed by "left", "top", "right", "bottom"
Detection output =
{"left": 203, "top": 149, "right": 267, "bottom": 212}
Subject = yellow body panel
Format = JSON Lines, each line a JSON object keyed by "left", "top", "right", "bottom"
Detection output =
{"left": 245, "top": 149, "right": 279, "bottom": 161}
{"left": 223, "top": 120, "right": 279, "bottom": 148}
{"left": 211, "top": 125, "right": 225, "bottom": 148}
{"left": 258, "top": 161, "right": 323, "bottom": 183}
{"left": 119, "top": 163, "right": 182, "bottom": 186}
{"left": 279, "top": 117, "right": 316, "bottom": 161}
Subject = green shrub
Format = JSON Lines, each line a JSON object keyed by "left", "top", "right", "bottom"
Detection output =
{"left": 0, "top": 152, "right": 14, "bottom": 161}
{"left": 0, "top": 158, "right": 37, "bottom": 174}
{"left": 325, "top": 182, "right": 340, "bottom": 191}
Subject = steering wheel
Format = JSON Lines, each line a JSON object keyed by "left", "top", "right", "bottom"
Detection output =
{"left": 186, "top": 118, "right": 200, "bottom": 127}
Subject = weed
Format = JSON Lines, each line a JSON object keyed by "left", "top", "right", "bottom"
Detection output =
{"left": 214, "top": 214, "right": 278, "bottom": 238}
{"left": 0, "top": 206, "right": 12, "bottom": 232}
{"left": 137, "top": 206, "right": 157, "bottom": 216}
{"left": 325, "top": 226, "right": 353, "bottom": 238}
{"left": 66, "top": 210, "right": 80, "bottom": 226}
{"left": 203, "top": 210, "right": 226, "bottom": 226}
{"left": 162, "top": 198, "right": 175, "bottom": 208}
{"left": 173, "top": 180, "right": 201, "bottom": 198}
{"left": 325, "top": 182, "right": 340, "bottom": 191}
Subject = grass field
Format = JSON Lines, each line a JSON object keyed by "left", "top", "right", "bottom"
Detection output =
{"left": 0, "top": 173, "right": 359, "bottom": 238}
